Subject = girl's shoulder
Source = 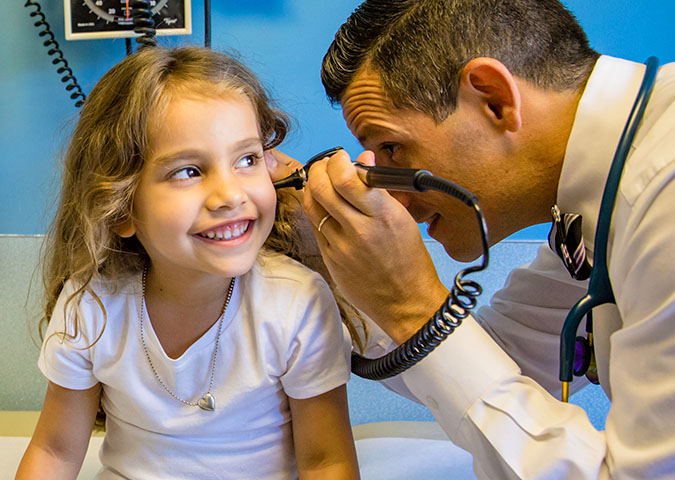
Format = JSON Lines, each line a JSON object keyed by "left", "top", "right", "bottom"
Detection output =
{"left": 60, "top": 271, "right": 140, "bottom": 306}
{"left": 255, "top": 251, "right": 326, "bottom": 284}
{"left": 53, "top": 272, "right": 140, "bottom": 330}
{"left": 241, "top": 252, "right": 334, "bottom": 311}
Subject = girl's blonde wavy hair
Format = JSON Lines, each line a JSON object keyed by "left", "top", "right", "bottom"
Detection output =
{"left": 41, "top": 46, "right": 364, "bottom": 360}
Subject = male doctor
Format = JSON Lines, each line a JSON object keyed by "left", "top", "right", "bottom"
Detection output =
{"left": 269, "top": 0, "right": 675, "bottom": 478}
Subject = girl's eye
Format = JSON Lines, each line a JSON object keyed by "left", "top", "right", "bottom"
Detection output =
{"left": 170, "top": 166, "right": 201, "bottom": 180}
{"left": 235, "top": 154, "right": 261, "bottom": 169}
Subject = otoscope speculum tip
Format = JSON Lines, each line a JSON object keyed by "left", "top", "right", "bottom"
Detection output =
{"left": 273, "top": 168, "right": 307, "bottom": 190}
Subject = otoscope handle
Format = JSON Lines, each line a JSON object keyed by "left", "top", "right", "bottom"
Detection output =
{"left": 354, "top": 163, "right": 431, "bottom": 192}
{"left": 354, "top": 162, "right": 478, "bottom": 206}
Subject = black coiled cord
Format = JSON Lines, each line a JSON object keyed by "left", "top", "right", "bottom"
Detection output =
{"left": 24, "top": 0, "right": 86, "bottom": 108}
{"left": 204, "top": 0, "right": 212, "bottom": 48}
{"left": 131, "top": 0, "right": 157, "bottom": 49}
{"left": 351, "top": 174, "right": 490, "bottom": 380}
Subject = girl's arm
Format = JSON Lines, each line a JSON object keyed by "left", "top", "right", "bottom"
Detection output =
{"left": 289, "top": 384, "right": 360, "bottom": 479}
{"left": 16, "top": 381, "right": 101, "bottom": 479}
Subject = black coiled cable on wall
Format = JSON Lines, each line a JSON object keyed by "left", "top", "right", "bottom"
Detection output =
{"left": 131, "top": 0, "right": 158, "bottom": 49}
{"left": 351, "top": 172, "right": 490, "bottom": 380}
{"left": 24, "top": 0, "right": 86, "bottom": 108}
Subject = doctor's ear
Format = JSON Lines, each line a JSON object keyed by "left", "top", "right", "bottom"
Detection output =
{"left": 458, "top": 57, "right": 522, "bottom": 132}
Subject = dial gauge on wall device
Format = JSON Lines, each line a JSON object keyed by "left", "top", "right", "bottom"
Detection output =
{"left": 64, "top": 0, "right": 191, "bottom": 40}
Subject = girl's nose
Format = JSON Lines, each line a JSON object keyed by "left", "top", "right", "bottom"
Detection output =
{"left": 204, "top": 173, "right": 247, "bottom": 211}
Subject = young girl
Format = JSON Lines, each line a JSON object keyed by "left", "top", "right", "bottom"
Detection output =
{"left": 17, "top": 46, "right": 360, "bottom": 479}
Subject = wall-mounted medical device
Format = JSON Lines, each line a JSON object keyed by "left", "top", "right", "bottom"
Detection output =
{"left": 64, "top": 0, "right": 191, "bottom": 40}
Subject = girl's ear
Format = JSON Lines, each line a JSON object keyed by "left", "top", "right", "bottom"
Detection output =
{"left": 114, "top": 217, "right": 136, "bottom": 238}
{"left": 458, "top": 57, "right": 522, "bottom": 132}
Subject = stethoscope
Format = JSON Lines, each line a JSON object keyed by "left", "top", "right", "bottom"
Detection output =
{"left": 559, "top": 56, "right": 659, "bottom": 402}
{"left": 272, "top": 57, "right": 660, "bottom": 387}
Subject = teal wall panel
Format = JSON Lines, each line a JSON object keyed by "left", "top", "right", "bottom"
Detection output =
{"left": 2, "top": 1, "right": 673, "bottom": 236}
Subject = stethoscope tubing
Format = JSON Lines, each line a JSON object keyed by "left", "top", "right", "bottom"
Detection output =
{"left": 559, "top": 56, "right": 660, "bottom": 387}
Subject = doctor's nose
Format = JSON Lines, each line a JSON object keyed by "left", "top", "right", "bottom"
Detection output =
{"left": 204, "top": 174, "right": 247, "bottom": 211}
{"left": 389, "top": 190, "right": 413, "bottom": 209}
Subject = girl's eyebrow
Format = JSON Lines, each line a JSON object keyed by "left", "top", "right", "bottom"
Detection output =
{"left": 231, "top": 137, "right": 264, "bottom": 152}
{"left": 149, "top": 149, "right": 203, "bottom": 168}
{"left": 150, "top": 137, "right": 264, "bottom": 167}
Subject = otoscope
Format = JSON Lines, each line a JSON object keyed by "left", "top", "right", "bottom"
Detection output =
{"left": 272, "top": 146, "right": 346, "bottom": 190}
{"left": 273, "top": 147, "right": 490, "bottom": 380}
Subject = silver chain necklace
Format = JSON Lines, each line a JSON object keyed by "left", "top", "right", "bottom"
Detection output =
{"left": 139, "top": 266, "right": 235, "bottom": 411}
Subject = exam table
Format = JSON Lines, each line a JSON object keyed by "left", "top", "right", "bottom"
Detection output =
{"left": 0, "top": 412, "right": 476, "bottom": 479}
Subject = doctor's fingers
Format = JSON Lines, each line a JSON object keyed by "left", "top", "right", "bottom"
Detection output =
{"left": 323, "top": 150, "right": 391, "bottom": 219}
{"left": 265, "top": 149, "right": 302, "bottom": 182}
{"left": 303, "top": 158, "right": 355, "bottom": 229}
{"left": 304, "top": 153, "right": 392, "bottom": 228}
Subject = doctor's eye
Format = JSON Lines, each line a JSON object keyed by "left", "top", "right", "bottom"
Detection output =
{"left": 380, "top": 143, "right": 401, "bottom": 156}
{"left": 170, "top": 166, "right": 201, "bottom": 180}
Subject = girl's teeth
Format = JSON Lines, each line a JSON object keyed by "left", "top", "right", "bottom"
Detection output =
{"left": 202, "top": 222, "right": 249, "bottom": 240}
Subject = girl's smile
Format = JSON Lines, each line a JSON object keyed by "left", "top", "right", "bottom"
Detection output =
{"left": 194, "top": 219, "right": 254, "bottom": 242}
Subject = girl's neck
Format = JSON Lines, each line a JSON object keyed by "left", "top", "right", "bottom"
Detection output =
{"left": 144, "top": 264, "right": 233, "bottom": 311}
{"left": 142, "top": 264, "right": 235, "bottom": 359}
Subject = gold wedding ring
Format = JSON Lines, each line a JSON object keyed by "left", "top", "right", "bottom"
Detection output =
{"left": 317, "top": 214, "right": 331, "bottom": 233}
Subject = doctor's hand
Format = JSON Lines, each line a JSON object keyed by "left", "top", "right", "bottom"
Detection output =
{"left": 264, "top": 149, "right": 333, "bottom": 282}
{"left": 265, "top": 149, "right": 303, "bottom": 183}
{"left": 303, "top": 150, "right": 449, "bottom": 345}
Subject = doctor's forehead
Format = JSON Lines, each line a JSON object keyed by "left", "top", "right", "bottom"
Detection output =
{"left": 340, "top": 69, "right": 401, "bottom": 143}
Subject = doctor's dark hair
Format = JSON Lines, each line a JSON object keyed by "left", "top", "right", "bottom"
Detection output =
{"left": 322, "top": 0, "right": 599, "bottom": 122}
{"left": 42, "top": 46, "right": 364, "bottom": 358}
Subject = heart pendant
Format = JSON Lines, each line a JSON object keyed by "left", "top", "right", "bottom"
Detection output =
{"left": 198, "top": 393, "right": 216, "bottom": 411}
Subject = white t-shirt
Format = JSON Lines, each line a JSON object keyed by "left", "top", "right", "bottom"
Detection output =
{"left": 39, "top": 253, "right": 351, "bottom": 479}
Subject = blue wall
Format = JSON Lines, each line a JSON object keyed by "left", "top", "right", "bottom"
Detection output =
{"left": 1, "top": 1, "right": 673, "bottom": 235}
